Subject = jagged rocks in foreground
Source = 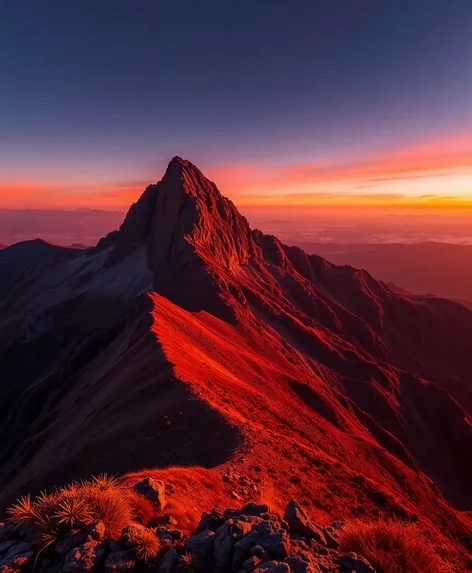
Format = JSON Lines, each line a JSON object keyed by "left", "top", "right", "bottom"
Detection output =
{"left": 0, "top": 498, "right": 376, "bottom": 573}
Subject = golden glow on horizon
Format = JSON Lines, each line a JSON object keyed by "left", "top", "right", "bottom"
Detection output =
{"left": 1, "top": 130, "right": 472, "bottom": 212}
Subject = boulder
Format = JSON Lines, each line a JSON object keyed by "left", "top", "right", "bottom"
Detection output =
{"left": 196, "top": 509, "right": 225, "bottom": 533}
{"left": 232, "top": 530, "right": 260, "bottom": 570}
{"left": 64, "top": 541, "right": 108, "bottom": 573}
{"left": 253, "top": 521, "right": 290, "bottom": 560}
{"left": 321, "top": 528, "right": 339, "bottom": 550}
{"left": 238, "top": 504, "right": 269, "bottom": 517}
{"left": 284, "top": 555, "right": 319, "bottom": 573}
{"left": 104, "top": 551, "right": 135, "bottom": 573}
{"left": 283, "top": 501, "right": 326, "bottom": 547}
{"left": 121, "top": 524, "right": 151, "bottom": 550}
{"left": 338, "top": 552, "right": 377, "bottom": 573}
{"left": 254, "top": 561, "right": 290, "bottom": 573}
{"left": 56, "top": 531, "right": 88, "bottom": 556}
{"left": 158, "top": 548, "right": 179, "bottom": 573}
{"left": 88, "top": 522, "right": 106, "bottom": 542}
{"left": 250, "top": 545, "right": 270, "bottom": 561}
{"left": 242, "top": 555, "right": 261, "bottom": 571}
{"left": 0, "top": 542, "right": 33, "bottom": 572}
{"left": 0, "top": 542, "right": 15, "bottom": 557}
{"left": 0, "top": 525, "right": 15, "bottom": 545}
{"left": 133, "top": 478, "right": 166, "bottom": 510}
{"left": 214, "top": 517, "right": 254, "bottom": 571}
{"left": 184, "top": 530, "right": 215, "bottom": 563}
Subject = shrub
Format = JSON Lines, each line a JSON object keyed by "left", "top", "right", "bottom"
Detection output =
{"left": 7, "top": 474, "right": 135, "bottom": 548}
{"left": 339, "top": 519, "right": 446, "bottom": 573}
{"left": 129, "top": 526, "right": 161, "bottom": 563}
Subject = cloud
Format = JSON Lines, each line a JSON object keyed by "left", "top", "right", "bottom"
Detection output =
{"left": 208, "top": 130, "right": 472, "bottom": 203}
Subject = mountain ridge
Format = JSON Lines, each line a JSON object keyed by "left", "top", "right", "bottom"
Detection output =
{"left": 1, "top": 157, "right": 472, "bottom": 568}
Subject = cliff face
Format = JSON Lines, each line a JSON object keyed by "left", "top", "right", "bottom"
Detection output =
{"left": 0, "top": 157, "right": 471, "bottom": 566}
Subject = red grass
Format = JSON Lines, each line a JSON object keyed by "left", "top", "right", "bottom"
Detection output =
{"left": 123, "top": 467, "right": 227, "bottom": 534}
{"left": 339, "top": 519, "right": 447, "bottom": 573}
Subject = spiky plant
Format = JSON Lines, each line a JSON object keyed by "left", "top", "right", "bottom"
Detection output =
{"left": 7, "top": 495, "right": 35, "bottom": 532}
{"left": 175, "top": 552, "right": 201, "bottom": 573}
{"left": 131, "top": 527, "right": 161, "bottom": 563}
{"left": 53, "top": 497, "right": 93, "bottom": 529}
{"left": 90, "top": 473, "right": 121, "bottom": 491}
{"left": 30, "top": 513, "right": 62, "bottom": 552}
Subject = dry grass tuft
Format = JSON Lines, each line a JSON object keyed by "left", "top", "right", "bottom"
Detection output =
{"left": 339, "top": 519, "right": 446, "bottom": 573}
{"left": 7, "top": 475, "right": 136, "bottom": 549}
{"left": 175, "top": 552, "right": 202, "bottom": 573}
{"left": 7, "top": 495, "right": 36, "bottom": 530}
{"left": 130, "top": 527, "right": 161, "bottom": 563}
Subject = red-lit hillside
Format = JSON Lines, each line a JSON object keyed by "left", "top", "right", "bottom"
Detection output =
{"left": 0, "top": 158, "right": 471, "bottom": 569}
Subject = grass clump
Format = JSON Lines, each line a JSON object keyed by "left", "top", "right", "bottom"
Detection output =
{"left": 7, "top": 474, "right": 134, "bottom": 549}
{"left": 339, "top": 519, "right": 446, "bottom": 573}
{"left": 130, "top": 527, "right": 161, "bottom": 563}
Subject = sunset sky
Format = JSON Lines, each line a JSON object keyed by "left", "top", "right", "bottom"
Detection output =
{"left": 1, "top": 1, "right": 472, "bottom": 232}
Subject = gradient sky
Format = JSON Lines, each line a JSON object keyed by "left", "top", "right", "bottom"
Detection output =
{"left": 1, "top": 0, "right": 472, "bottom": 215}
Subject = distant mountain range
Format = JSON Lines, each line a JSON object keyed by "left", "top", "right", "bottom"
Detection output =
{"left": 1, "top": 158, "right": 471, "bottom": 568}
{"left": 300, "top": 242, "right": 472, "bottom": 307}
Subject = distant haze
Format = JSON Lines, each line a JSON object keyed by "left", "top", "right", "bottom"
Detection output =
{"left": 0, "top": 209, "right": 124, "bottom": 246}
{"left": 3, "top": 205, "right": 472, "bottom": 247}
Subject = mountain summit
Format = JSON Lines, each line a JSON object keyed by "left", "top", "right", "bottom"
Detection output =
{"left": 0, "top": 158, "right": 471, "bottom": 567}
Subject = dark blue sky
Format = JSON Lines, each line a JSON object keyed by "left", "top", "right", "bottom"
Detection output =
{"left": 1, "top": 0, "right": 471, "bottom": 209}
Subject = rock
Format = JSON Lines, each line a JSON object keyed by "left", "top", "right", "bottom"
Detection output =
{"left": 239, "top": 504, "right": 269, "bottom": 517}
{"left": 64, "top": 541, "right": 108, "bottom": 573}
{"left": 88, "top": 522, "right": 106, "bottom": 542}
{"left": 284, "top": 555, "right": 318, "bottom": 573}
{"left": 167, "top": 529, "right": 182, "bottom": 540}
{"left": 283, "top": 501, "right": 326, "bottom": 547}
{"left": 108, "top": 542, "right": 124, "bottom": 554}
{"left": 158, "top": 548, "right": 179, "bottom": 573}
{"left": 196, "top": 509, "right": 225, "bottom": 533}
{"left": 184, "top": 530, "right": 215, "bottom": 563}
{"left": 321, "top": 528, "right": 339, "bottom": 550}
{"left": 104, "top": 551, "right": 135, "bottom": 573}
{"left": 233, "top": 530, "right": 260, "bottom": 570}
{"left": 0, "top": 542, "right": 34, "bottom": 571}
{"left": 254, "top": 560, "right": 290, "bottom": 573}
{"left": 250, "top": 545, "right": 270, "bottom": 561}
{"left": 214, "top": 517, "right": 254, "bottom": 570}
{"left": 121, "top": 524, "right": 152, "bottom": 550}
{"left": 254, "top": 521, "right": 290, "bottom": 560}
{"left": 0, "top": 525, "right": 15, "bottom": 545}
{"left": 338, "top": 552, "right": 377, "bottom": 573}
{"left": 243, "top": 555, "right": 261, "bottom": 571}
{"left": 56, "top": 530, "right": 89, "bottom": 556}
{"left": 0, "top": 542, "right": 15, "bottom": 557}
{"left": 133, "top": 478, "right": 166, "bottom": 510}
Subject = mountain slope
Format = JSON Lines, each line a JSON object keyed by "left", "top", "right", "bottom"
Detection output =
{"left": 307, "top": 241, "right": 472, "bottom": 306}
{"left": 0, "top": 238, "right": 82, "bottom": 296}
{"left": 1, "top": 157, "right": 471, "bottom": 568}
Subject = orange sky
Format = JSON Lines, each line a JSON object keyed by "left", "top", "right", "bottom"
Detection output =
{"left": 1, "top": 130, "right": 472, "bottom": 213}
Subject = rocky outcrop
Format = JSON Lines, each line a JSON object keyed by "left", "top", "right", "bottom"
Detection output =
{"left": 0, "top": 500, "right": 375, "bottom": 573}
{"left": 133, "top": 477, "right": 166, "bottom": 510}
{"left": 170, "top": 501, "right": 371, "bottom": 573}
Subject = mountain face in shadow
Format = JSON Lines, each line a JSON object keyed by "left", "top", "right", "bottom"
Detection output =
{"left": 1, "top": 157, "right": 471, "bottom": 566}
